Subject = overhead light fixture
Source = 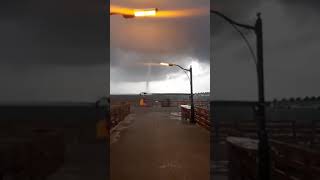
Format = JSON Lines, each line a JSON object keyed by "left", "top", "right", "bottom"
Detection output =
{"left": 160, "top": 62, "right": 170, "bottom": 66}
{"left": 134, "top": 8, "right": 158, "bottom": 17}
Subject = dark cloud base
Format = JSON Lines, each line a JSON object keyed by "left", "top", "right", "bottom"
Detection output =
{"left": 0, "top": 0, "right": 109, "bottom": 102}
{"left": 0, "top": 0, "right": 108, "bottom": 65}
{"left": 111, "top": 1, "right": 210, "bottom": 83}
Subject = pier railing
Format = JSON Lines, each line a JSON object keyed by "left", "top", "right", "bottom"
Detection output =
{"left": 213, "top": 119, "right": 320, "bottom": 148}
{"left": 227, "top": 136, "right": 320, "bottom": 180}
{"left": 180, "top": 105, "right": 210, "bottom": 130}
{"left": 181, "top": 105, "right": 320, "bottom": 148}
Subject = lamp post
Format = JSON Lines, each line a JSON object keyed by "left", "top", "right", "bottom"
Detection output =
{"left": 160, "top": 63, "right": 195, "bottom": 124}
{"left": 211, "top": 10, "right": 270, "bottom": 180}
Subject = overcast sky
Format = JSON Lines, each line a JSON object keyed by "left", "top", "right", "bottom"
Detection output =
{"left": 211, "top": 0, "right": 320, "bottom": 101}
{"left": 1, "top": 0, "right": 319, "bottom": 102}
{"left": 0, "top": 0, "right": 107, "bottom": 102}
{"left": 110, "top": 0, "right": 210, "bottom": 94}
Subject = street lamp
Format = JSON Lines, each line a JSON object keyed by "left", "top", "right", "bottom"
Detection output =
{"left": 211, "top": 10, "right": 270, "bottom": 180}
{"left": 110, "top": 7, "right": 158, "bottom": 18}
{"left": 160, "top": 62, "right": 195, "bottom": 124}
{"left": 160, "top": 62, "right": 173, "bottom": 66}
{"left": 134, "top": 8, "right": 158, "bottom": 17}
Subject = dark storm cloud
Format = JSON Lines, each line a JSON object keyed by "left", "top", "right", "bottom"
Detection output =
{"left": 0, "top": 0, "right": 108, "bottom": 102}
{"left": 211, "top": 0, "right": 258, "bottom": 17}
{"left": 0, "top": 0, "right": 107, "bottom": 65}
{"left": 112, "top": 18, "right": 209, "bottom": 61}
{"left": 211, "top": 0, "right": 320, "bottom": 100}
{"left": 111, "top": 47, "right": 200, "bottom": 82}
{"left": 111, "top": 0, "right": 210, "bottom": 83}
{"left": 280, "top": 0, "right": 320, "bottom": 7}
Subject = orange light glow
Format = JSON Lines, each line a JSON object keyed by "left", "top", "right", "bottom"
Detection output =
{"left": 134, "top": 8, "right": 157, "bottom": 17}
{"left": 155, "top": 7, "right": 208, "bottom": 18}
{"left": 111, "top": 5, "right": 207, "bottom": 19}
{"left": 110, "top": 5, "right": 134, "bottom": 16}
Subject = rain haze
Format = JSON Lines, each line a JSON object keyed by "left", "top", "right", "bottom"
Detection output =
{"left": 211, "top": 0, "right": 320, "bottom": 101}
{"left": 110, "top": 0, "right": 210, "bottom": 94}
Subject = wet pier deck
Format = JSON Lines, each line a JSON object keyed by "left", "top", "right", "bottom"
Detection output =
{"left": 110, "top": 107, "right": 210, "bottom": 180}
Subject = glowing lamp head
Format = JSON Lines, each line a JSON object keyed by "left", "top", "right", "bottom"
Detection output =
{"left": 134, "top": 8, "right": 158, "bottom": 17}
{"left": 160, "top": 62, "right": 169, "bottom": 66}
{"left": 160, "top": 62, "right": 174, "bottom": 66}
